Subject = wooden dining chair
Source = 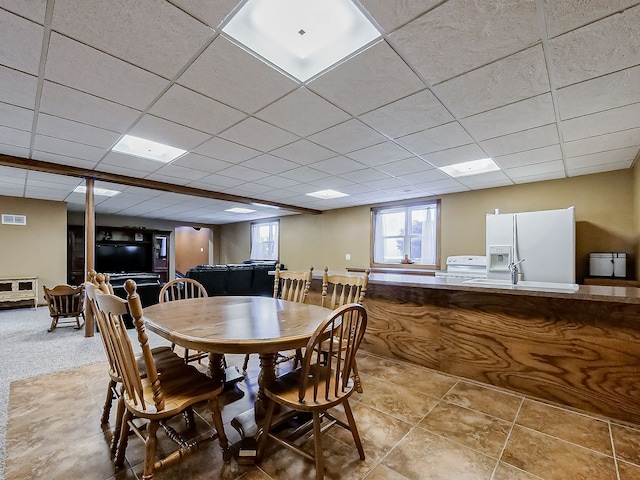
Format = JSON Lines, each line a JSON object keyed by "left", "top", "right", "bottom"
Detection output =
{"left": 257, "top": 303, "right": 368, "bottom": 480}
{"left": 241, "top": 265, "right": 314, "bottom": 374}
{"left": 85, "top": 279, "right": 184, "bottom": 457}
{"left": 159, "top": 277, "right": 209, "bottom": 364}
{"left": 95, "top": 280, "right": 230, "bottom": 479}
{"left": 43, "top": 283, "right": 86, "bottom": 332}
{"left": 320, "top": 267, "right": 370, "bottom": 393}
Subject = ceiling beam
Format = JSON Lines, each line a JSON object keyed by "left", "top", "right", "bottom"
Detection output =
{"left": 0, "top": 154, "right": 323, "bottom": 215}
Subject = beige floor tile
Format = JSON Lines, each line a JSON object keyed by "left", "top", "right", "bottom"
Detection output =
{"left": 364, "top": 463, "right": 411, "bottom": 480}
{"left": 492, "top": 462, "right": 542, "bottom": 480}
{"left": 502, "top": 425, "right": 617, "bottom": 480}
{"left": 611, "top": 423, "right": 640, "bottom": 466}
{"left": 418, "top": 401, "right": 512, "bottom": 458}
{"left": 516, "top": 399, "right": 613, "bottom": 455}
{"left": 443, "top": 381, "right": 523, "bottom": 422}
{"left": 618, "top": 459, "right": 640, "bottom": 480}
{"left": 382, "top": 427, "right": 497, "bottom": 480}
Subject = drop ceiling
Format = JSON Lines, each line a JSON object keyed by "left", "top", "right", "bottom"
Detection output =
{"left": 1, "top": 0, "right": 639, "bottom": 224}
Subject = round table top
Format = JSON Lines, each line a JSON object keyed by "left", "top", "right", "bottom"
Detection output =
{"left": 143, "top": 295, "right": 331, "bottom": 355}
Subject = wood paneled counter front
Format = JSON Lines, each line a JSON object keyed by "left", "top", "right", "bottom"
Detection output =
{"left": 360, "top": 274, "right": 640, "bottom": 425}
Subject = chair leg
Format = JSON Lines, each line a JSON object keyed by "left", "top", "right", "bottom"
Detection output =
{"left": 143, "top": 420, "right": 160, "bottom": 480}
{"left": 312, "top": 412, "right": 324, "bottom": 480}
{"left": 101, "top": 379, "right": 117, "bottom": 425}
{"left": 115, "top": 409, "right": 132, "bottom": 468}
{"left": 207, "top": 397, "right": 231, "bottom": 462}
{"left": 256, "top": 398, "right": 277, "bottom": 462}
{"left": 111, "top": 393, "right": 126, "bottom": 457}
{"left": 292, "top": 348, "right": 303, "bottom": 369}
{"left": 242, "top": 354, "right": 250, "bottom": 375}
{"left": 48, "top": 316, "right": 58, "bottom": 332}
{"left": 352, "top": 358, "right": 363, "bottom": 394}
{"left": 343, "top": 400, "right": 365, "bottom": 460}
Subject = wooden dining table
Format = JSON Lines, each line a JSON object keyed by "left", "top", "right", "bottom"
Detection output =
{"left": 142, "top": 295, "right": 331, "bottom": 418}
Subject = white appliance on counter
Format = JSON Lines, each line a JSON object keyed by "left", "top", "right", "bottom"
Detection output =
{"left": 486, "top": 207, "right": 575, "bottom": 283}
{"left": 435, "top": 255, "right": 487, "bottom": 279}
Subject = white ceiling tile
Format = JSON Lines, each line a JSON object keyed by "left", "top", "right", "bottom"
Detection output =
{"left": 216, "top": 164, "right": 270, "bottom": 181}
{"left": 30, "top": 150, "right": 98, "bottom": 169}
{"left": 565, "top": 146, "right": 638, "bottom": 170}
{"left": 0, "top": 126, "right": 30, "bottom": 148}
{"left": 398, "top": 168, "right": 449, "bottom": 185}
{"left": 543, "top": 0, "right": 640, "bottom": 38}
{"left": 169, "top": 0, "right": 240, "bottom": 29}
{"left": 255, "top": 87, "right": 350, "bottom": 137}
{"left": 434, "top": 45, "right": 550, "bottom": 118}
{"left": 36, "top": 113, "right": 119, "bottom": 149}
{"left": 340, "top": 168, "right": 392, "bottom": 183}
{"left": 220, "top": 117, "right": 298, "bottom": 152}
{"left": 480, "top": 124, "right": 559, "bottom": 158}
{"left": 390, "top": 0, "right": 539, "bottom": 84}
{"left": 494, "top": 145, "right": 563, "bottom": 169}
{"left": 0, "top": 102, "right": 33, "bottom": 131}
{"left": 461, "top": 94, "right": 556, "bottom": 141}
{"left": 308, "top": 41, "right": 425, "bottom": 116}
{"left": 0, "top": 0, "right": 47, "bottom": 23}
{"left": 421, "top": 143, "right": 489, "bottom": 168}
{"left": 0, "top": 10, "right": 43, "bottom": 75}
{"left": 193, "top": 137, "right": 260, "bottom": 163}
{"left": 128, "top": 115, "right": 211, "bottom": 150}
{"left": 364, "top": 176, "right": 411, "bottom": 191}
{"left": 307, "top": 175, "right": 355, "bottom": 189}
{"left": 279, "top": 166, "right": 329, "bottom": 182}
{"left": 0, "top": 144, "right": 29, "bottom": 158}
{"left": 172, "top": 152, "right": 232, "bottom": 174}
{"left": 336, "top": 182, "right": 374, "bottom": 195}
{"left": 51, "top": 0, "right": 214, "bottom": 78}
{"left": 417, "top": 178, "right": 466, "bottom": 193}
{"left": 44, "top": 33, "right": 169, "bottom": 110}
{"left": 0, "top": 66, "right": 37, "bottom": 109}
{"left": 511, "top": 171, "right": 566, "bottom": 184}
{"left": 396, "top": 122, "right": 473, "bottom": 156}
{"left": 39, "top": 81, "right": 140, "bottom": 132}
{"left": 455, "top": 170, "right": 512, "bottom": 188}
{"left": 24, "top": 186, "right": 71, "bottom": 201}
{"left": 99, "top": 151, "right": 163, "bottom": 173}
{"left": 346, "top": 141, "right": 413, "bottom": 167}
{"left": 309, "top": 119, "right": 387, "bottom": 154}
{"left": 182, "top": 174, "right": 243, "bottom": 189}
{"left": 358, "top": 0, "right": 441, "bottom": 32}
{"left": 142, "top": 173, "right": 191, "bottom": 186}
{"left": 149, "top": 84, "right": 246, "bottom": 135}
{"left": 376, "top": 157, "right": 432, "bottom": 176}
{"left": 309, "top": 156, "right": 365, "bottom": 175}
{"left": 550, "top": 5, "right": 640, "bottom": 87}
{"left": 33, "top": 135, "right": 106, "bottom": 161}
{"left": 360, "top": 89, "right": 454, "bottom": 138}
{"left": 224, "top": 182, "right": 272, "bottom": 196}
{"left": 564, "top": 128, "right": 640, "bottom": 158}
{"left": 255, "top": 175, "right": 299, "bottom": 189}
{"left": 178, "top": 36, "right": 298, "bottom": 114}
{"left": 271, "top": 140, "right": 335, "bottom": 164}
{"left": 557, "top": 65, "right": 640, "bottom": 120}
{"left": 560, "top": 103, "right": 640, "bottom": 142}
{"left": 240, "top": 154, "right": 299, "bottom": 174}
{"left": 567, "top": 159, "right": 633, "bottom": 177}
{"left": 0, "top": 165, "right": 27, "bottom": 179}
{"left": 504, "top": 160, "right": 565, "bottom": 179}
{"left": 151, "top": 164, "right": 208, "bottom": 181}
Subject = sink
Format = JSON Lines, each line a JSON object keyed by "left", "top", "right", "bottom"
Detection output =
{"left": 463, "top": 278, "right": 579, "bottom": 291}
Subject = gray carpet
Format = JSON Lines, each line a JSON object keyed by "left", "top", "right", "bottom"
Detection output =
{"left": 0, "top": 304, "right": 169, "bottom": 480}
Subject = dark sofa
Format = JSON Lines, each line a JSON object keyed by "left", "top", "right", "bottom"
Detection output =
{"left": 186, "top": 261, "right": 281, "bottom": 297}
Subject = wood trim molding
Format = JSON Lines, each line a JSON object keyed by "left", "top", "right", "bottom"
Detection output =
{"left": 0, "top": 154, "right": 322, "bottom": 215}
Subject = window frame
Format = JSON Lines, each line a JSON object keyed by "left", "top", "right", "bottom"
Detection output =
{"left": 370, "top": 199, "right": 440, "bottom": 269}
{"left": 250, "top": 219, "right": 280, "bottom": 261}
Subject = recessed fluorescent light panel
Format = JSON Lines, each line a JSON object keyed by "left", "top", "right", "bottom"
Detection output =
{"left": 112, "top": 135, "right": 186, "bottom": 163}
{"left": 306, "top": 189, "right": 349, "bottom": 199}
{"left": 222, "top": 0, "right": 380, "bottom": 82}
{"left": 73, "top": 186, "right": 120, "bottom": 197}
{"left": 439, "top": 158, "right": 500, "bottom": 178}
{"left": 226, "top": 207, "right": 256, "bottom": 214}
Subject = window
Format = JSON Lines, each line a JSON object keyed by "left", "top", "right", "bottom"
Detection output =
{"left": 372, "top": 201, "right": 439, "bottom": 267}
{"left": 250, "top": 220, "right": 279, "bottom": 260}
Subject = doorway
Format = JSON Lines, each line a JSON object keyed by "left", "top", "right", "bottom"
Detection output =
{"left": 175, "top": 226, "right": 211, "bottom": 276}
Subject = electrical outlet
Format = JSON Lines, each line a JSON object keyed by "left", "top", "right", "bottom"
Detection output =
{"left": 345, "top": 253, "right": 351, "bottom": 261}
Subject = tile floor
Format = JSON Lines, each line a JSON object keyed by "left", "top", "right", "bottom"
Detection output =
{"left": 5, "top": 350, "right": 640, "bottom": 480}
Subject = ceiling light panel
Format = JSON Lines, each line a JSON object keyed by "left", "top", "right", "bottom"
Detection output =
{"left": 112, "top": 135, "right": 187, "bottom": 163}
{"left": 439, "top": 158, "right": 501, "bottom": 178}
{"left": 222, "top": 0, "right": 380, "bottom": 82}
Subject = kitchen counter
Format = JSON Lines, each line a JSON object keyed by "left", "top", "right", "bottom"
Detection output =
{"left": 357, "top": 272, "right": 640, "bottom": 425}
{"left": 367, "top": 272, "right": 640, "bottom": 304}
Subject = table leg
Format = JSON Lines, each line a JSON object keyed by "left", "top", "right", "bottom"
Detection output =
{"left": 207, "top": 353, "right": 226, "bottom": 383}
{"left": 256, "top": 352, "right": 277, "bottom": 419}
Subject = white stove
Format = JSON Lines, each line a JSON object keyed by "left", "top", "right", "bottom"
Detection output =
{"left": 435, "top": 255, "right": 487, "bottom": 279}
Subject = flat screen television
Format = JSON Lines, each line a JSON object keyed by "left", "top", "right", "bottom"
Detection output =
{"left": 96, "top": 244, "right": 150, "bottom": 274}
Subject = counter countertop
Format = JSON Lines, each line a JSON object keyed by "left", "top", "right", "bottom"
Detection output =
{"left": 367, "top": 272, "right": 640, "bottom": 304}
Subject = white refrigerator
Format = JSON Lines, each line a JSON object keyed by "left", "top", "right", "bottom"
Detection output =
{"left": 485, "top": 207, "right": 576, "bottom": 283}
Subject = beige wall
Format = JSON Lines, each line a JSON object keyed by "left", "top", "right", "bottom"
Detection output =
{"left": 0, "top": 196, "right": 67, "bottom": 304}
{"left": 220, "top": 170, "right": 636, "bottom": 282}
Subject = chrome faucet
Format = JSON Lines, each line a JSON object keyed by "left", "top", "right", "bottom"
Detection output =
{"left": 508, "top": 259, "right": 525, "bottom": 285}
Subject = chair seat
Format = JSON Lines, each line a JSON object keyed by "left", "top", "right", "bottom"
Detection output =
{"left": 125, "top": 361, "right": 224, "bottom": 419}
{"left": 266, "top": 364, "right": 355, "bottom": 412}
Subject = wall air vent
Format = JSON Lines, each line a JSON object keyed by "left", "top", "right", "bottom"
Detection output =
{"left": 2, "top": 214, "right": 27, "bottom": 226}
